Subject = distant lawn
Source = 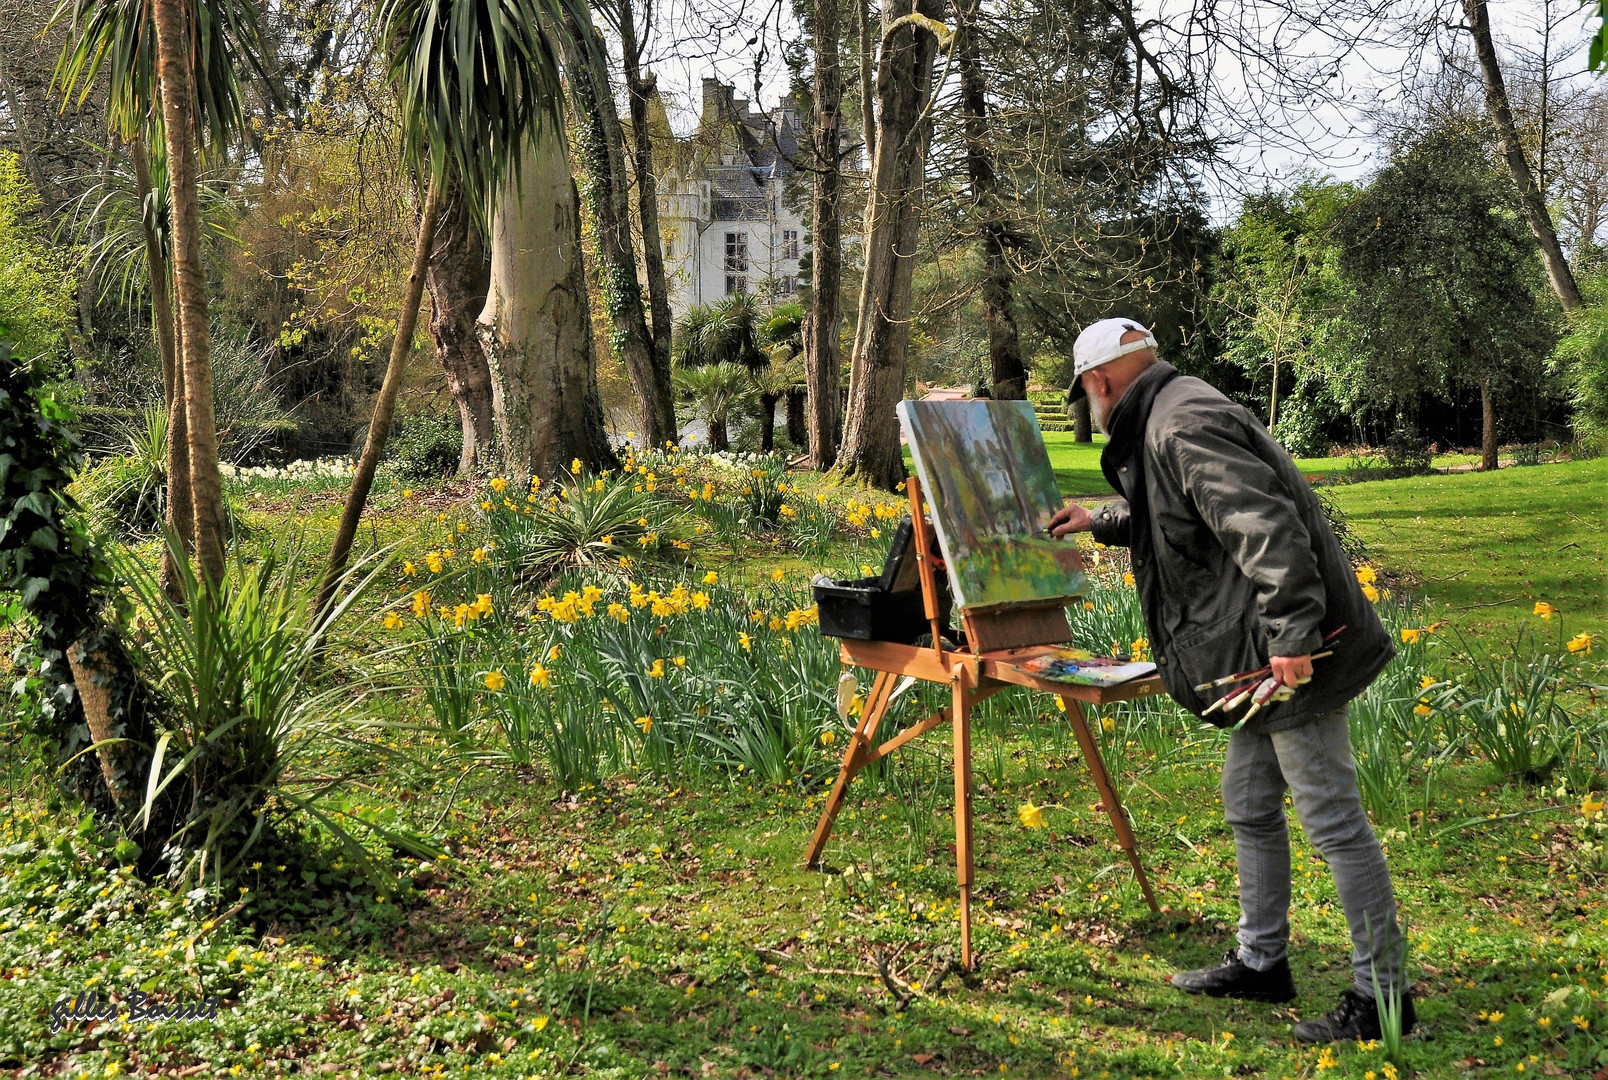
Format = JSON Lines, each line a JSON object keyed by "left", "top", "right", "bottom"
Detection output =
{"left": 1324, "top": 456, "right": 1607, "bottom": 650}
{"left": 1029, "top": 434, "right": 1604, "bottom": 650}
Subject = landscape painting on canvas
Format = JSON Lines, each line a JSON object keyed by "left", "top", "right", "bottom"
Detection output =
{"left": 897, "top": 399, "right": 1087, "bottom": 611}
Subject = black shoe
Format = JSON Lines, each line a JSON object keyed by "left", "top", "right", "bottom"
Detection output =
{"left": 1293, "top": 987, "right": 1417, "bottom": 1043}
{"left": 1170, "top": 948, "right": 1297, "bottom": 1003}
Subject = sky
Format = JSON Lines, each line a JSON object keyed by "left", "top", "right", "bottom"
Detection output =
{"left": 632, "top": 0, "right": 1603, "bottom": 220}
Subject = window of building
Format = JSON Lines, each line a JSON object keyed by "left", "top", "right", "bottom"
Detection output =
{"left": 724, "top": 232, "right": 748, "bottom": 273}
{"left": 781, "top": 229, "right": 800, "bottom": 261}
{"left": 725, "top": 274, "right": 748, "bottom": 295}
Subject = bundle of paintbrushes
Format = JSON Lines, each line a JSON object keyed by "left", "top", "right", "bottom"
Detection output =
{"left": 1195, "top": 626, "right": 1347, "bottom": 729}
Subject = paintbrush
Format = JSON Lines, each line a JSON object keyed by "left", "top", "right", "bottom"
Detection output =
{"left": 1199, "top": 650, "right": 1337, "bottom": 703}
{"left": 1192, "top": 626, "right": 1347, "bottom": 692}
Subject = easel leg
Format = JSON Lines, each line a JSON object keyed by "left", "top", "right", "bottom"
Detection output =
{"left": 804, "top": 671, "right": 896, "bottom": 868}
{"left": 1061, "top": 696, "right": 1161, "bottom": 913}
{"left": 952, "top": 677, "right": 975, "bottom": 971}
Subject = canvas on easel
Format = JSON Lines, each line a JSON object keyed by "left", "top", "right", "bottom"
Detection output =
{"left": 897, "top": 399, "right": 1086, "bottom": 612}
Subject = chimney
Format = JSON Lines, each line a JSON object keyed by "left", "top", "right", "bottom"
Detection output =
{"left": 702, "top": 77, "right": 730, "bottom": 121}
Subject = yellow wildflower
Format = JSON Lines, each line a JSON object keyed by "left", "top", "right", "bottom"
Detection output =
{"left": 1582, "top": 796, "right": 1605, "bottom": 816}
{"left": 1122, "top": 571, "right": 1135, "bottom": 587}
{"left": 402, "top": 489, "right": 414, "bottom": 499}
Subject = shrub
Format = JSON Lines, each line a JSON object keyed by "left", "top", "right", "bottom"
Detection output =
{"left": 390, "top": 413, "right": 462, "bottom": 485}
{"left": 113, "top": 536, "right": 431, "bottom": 883}
{"left": 479, "top": 466, "right": 683, "bottom": 582}
{"left": 71, "top": 403, "right": 169, "bottom": 535}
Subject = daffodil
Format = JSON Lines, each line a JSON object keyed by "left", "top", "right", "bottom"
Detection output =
{"left": 1361, "top": 583, "right": 1380, "bottom": 603}
{"left": 738, "top": 632, "right": 752, "bottom": 652}
{"left": 383, "top": 612, "right": 403, "bottom": 630}
{"left": 402, "top": 561, "right": 416, "bottom": 576}
{"left": 412, "top": 591, "right": 431, "bottom": 617}
{"left": 1354, "top": 565, "right": 1377, "bottom": 585}
{"left": 1534, "top": 601, "right": 1557, "bottom": 619}
{"left": 647, "top": 659, "right": 666, "bottom": 678}
{"left": 1567, "top": 632, "right": 1593, "bottom": 654}
{"left": 635, "top": 716, "right": 653, "bottom": 734}
{"left": 490, "top": 477, "right": 508, "bottom": 493}
{"left": 529, "top": 665, "right": 551, "bottom": 689}
{"left": 483, "top": 671, "right": 507, "bottom": 692}
{"left": 1018, "top": 802, "right": 1046, "bottom": 829}
{"left": 820, "top": 731, "right": 836, "bottom": 747}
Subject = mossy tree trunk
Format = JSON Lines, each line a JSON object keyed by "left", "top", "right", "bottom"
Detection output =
{"left": 566, "top": 17, "right": 677, "bottom": 447}
{"left": 426, "top": 181, "right": 495, "bottom": 474}
{"left": 837, "top": 0, "right": 945, "bottom": 489}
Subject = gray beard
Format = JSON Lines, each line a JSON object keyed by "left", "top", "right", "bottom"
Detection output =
{"left": 1090, "top": 394, "right": 1111, "bottom": 434}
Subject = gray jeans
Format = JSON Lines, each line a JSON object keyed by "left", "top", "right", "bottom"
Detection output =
{"left": 1222, "top": 707, "right": 1404, "bottom": 994}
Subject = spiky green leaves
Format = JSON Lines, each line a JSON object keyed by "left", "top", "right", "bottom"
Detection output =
{"left": 50, "top": 0, "right": 271, "bottom": 147}
{"left": 379, "top": 0, "right": 580, "bottom": 226}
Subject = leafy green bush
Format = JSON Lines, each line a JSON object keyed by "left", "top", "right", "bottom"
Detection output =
{"left": 389, "top": 413, "right": 462, "bottom": 485}
{"left": 479, "top": 466, "right": 683, "bottom": 581}
{"left": 112, "top": 536, "right": 433, "bottom": 883}
{"left": 1553, "top": 269, "right": 1608, "bottom": 452}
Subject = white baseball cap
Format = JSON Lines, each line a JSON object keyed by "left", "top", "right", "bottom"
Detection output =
{"left": 1069, "top": 318, "right": 1157, "bottom": 399}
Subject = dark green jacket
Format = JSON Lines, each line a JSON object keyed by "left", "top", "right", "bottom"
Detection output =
{"left": 1088, "top": 363, "right": 1394, "bottom": 731}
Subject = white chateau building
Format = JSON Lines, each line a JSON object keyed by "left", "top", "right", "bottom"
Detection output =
{"left": 657, "top": 79, "right": 808, "bottom": 316}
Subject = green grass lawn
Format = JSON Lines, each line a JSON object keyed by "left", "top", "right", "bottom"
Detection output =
{"left": 1325, "top": 458, "right": 1608, "bottom": 648}
{"left": 1029, "top": 433, "right": 1606, "bottom": 650}
{"left": 6, "top": 724, "right": 1605, "bottom": 1078}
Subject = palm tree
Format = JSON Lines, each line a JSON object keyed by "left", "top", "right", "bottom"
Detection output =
{"left": 53, "top": 0, "right": 270, "bottom": 587}
{"left": 318, "top": 0, "right": 579, "bottom": 612}
{"left": 671, "top": 363, "right": 755, "bottom": 451}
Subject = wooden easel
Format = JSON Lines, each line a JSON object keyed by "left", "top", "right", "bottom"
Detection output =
{"left": 803, "top": 476, "right": 1164, "bottom": 971}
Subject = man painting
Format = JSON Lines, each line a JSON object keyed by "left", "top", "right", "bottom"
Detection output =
{"left": 1048, "top": 318, "right": 1413, "bottom": 1043}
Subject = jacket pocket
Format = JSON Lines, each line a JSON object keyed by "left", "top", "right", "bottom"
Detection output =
{"left": 1165, "top": 608, "right": 1267, "bottom": 722}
